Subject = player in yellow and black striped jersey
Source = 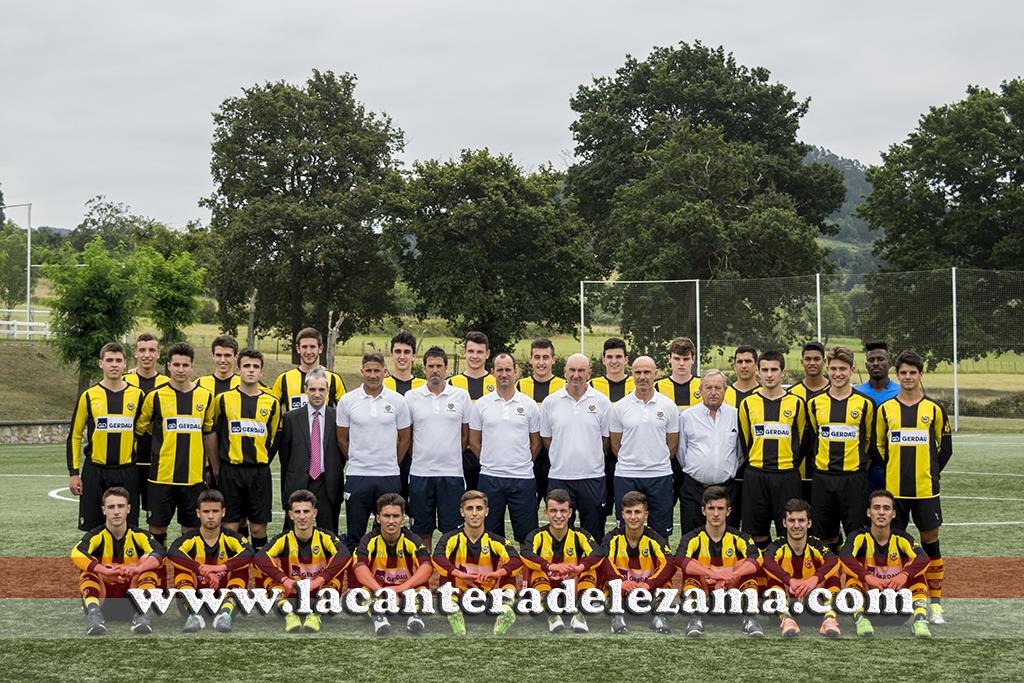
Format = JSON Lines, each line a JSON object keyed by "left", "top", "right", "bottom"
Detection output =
{"left": 840, "top": 489, "right": 932, "bottom": 637}
{"left": 520, "top": 490, "right": 601, "bottom": 593}
{"left": 806, "top": 347, "right": 876, "bottom": 551}
{"left": 71, "top": 486, "right": 165, "bottom": 635}
{"left": 271, "top": 327, "right": 347, "bottom": 411}
{"left": 762, "top": 498, "right": 841, "bottom": 638}
{"left": 352, "top": 493, "right": 433, "bottom": 634}
{"left": 135, "top": 343, "right": 216, "bottom": 545}
{"left": 787, "top": 342, "right": 830, "bottom": 507}
{"left": 738, "top": 351, "right": 810, "bottom": 545}
{"left": 125, "top": 333, "right": 171, "bottom": 516}
{"left": 68, "top": 342, "right": 146, "bottom": 530}
{"left": 873, "top": 350, "right": 951, "bottom": 620}
{"left": 254, "top": 489, "right": 352, "bottom": 632}
{"left": 196, "top": 334, "right": 241, "bottom": 397}
{"left": 518, "top": 338, "right": 566, "bottom": 503}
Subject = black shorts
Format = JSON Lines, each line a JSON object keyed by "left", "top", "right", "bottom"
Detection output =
{"left": 741, "top": 467, "right": 801, "bottom": 538}
{"left": 812, "top": 470, "right": 870, "bottom": 540}
{"left": 894, "top": 496, "right": 943, "bottom": 533}
{"left": 80, "top": 463, "right": 139, "bottom": 531}
{"left": 219, "top": 463, "right": 273, "bottom": 524}
{"left": 147, "top": 482, "right": 206, "bottom": 528}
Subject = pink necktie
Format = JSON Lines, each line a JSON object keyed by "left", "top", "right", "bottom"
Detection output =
{"left": 310, "top": 411, "right": 322, "bottom": 480}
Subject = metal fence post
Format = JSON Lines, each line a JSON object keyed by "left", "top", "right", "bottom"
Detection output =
{"left": 695, "top": 279, "right": 702, "bottom": 375}
{"left": 579, "top": 280, "right": 585, "bottom": 354}
{"left": 952, "top": 267, "right": 959, "bottom": 432}
{"left": 815, "top": 272, "right": 822, "bottom": 342}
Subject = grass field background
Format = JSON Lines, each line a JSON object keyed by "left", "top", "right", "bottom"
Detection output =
{"left": 1, "top": 433, "right": 1022, "bottom": 680}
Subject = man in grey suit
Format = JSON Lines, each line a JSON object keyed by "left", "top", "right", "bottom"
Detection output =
{"left": 279, "top": 368, "right": 345, "bottom": 533}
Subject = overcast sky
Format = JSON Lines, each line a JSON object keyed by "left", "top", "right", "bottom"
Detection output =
{"left": 1, "top": 1, "right": 1020, "bottom": 230}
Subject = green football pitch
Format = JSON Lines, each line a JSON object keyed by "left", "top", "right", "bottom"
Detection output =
{"left": 1, "top": 434, "right": 1022, "bottom": 681}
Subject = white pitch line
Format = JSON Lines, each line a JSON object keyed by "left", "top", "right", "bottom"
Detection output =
{"left": 0, "top": 474, "right": 67, "bottom": 477}
{"left": 953, "top": 442, "right": 1024, "bottom": 447}
{"left": 946, "top": 470, "right": 1024, "bottom": 478}
{"left": 944, "top": 495, "right": 1024, "bottom": 502}
{"left": 943, "top": 521, "right": 1024, "bottom": 526}
{"left": 48, "top": 487, "right": 77, "bottom": 502}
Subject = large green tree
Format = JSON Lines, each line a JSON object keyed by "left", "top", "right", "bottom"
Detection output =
{"left": 387, "top": 150, "right": 597, "bottom": 353}
{"left": 71, "top": 196, "right": 187, "bottom": 256}
{"left": 202, "top": 70, "right": 403, "bottom": 354}
{"left": 0, "top": 220, "right": 28, "bottom": 312}
{"left": 567, "top": 41, "right": 844, "bottom": 265}
{"left": 46, "top": 239, "right": 139, "bottom": 391}
{"left": 133, "top": 246, "right": 206, "bottom": 347}
{"left": 857, "top": 80, "right": 1024, "bottom": 367}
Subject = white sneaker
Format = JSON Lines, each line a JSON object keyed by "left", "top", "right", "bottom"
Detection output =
{"left": 406, "top": 614, "right": 425, "bottom": 633}
{"left": 570, "top": 613, "right": 589, "bottom": 633}
{"left": 373, "top": 615, "right": 391, "bottom": 635}
{"left": 930, "top": 603, "right": 946, "bottom": 625}
{"left": 548, "top": 614, "right": 565, "bottom": 633}
{"left": 182, "top": 613, "right": 204, "bottom": 634}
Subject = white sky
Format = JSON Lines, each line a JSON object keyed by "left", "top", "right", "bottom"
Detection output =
{"left": 1, "top": 1, "right": 1020, "bottom": 229}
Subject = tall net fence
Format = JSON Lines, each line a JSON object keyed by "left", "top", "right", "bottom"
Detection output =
{"left": 581, "top": 268, "right": 1024, "bottom": 427}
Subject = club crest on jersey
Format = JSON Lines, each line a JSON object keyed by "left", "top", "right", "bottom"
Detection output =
{"left": 196, "top": 403, "right": 205, "bottom": 412}
{"left": 384, "top": 404, "right": 393, "bottom": 413}
{"left": 783, "top": 409, "right": 793, "bottom": 418}
{"left": 396, "top": 548, "right": 405, "bottom": 558}
{"left": 851, "top": 410, "right": 859, "bottom": 419}
{"left": 126, "top": 548, "right": 134, "bottom": 557}
{"left": 127, "top": 402, "right": 135, "bottom": 411}
{"left": 260, "top": 408, "right": 269, "bottom": 417}
{"left": 313, "top": 546, "right": 321, "bottom": 554}
{"left": 219, "top": 552, "right": 226, "bottom": 560}
{"left": 487, "top": 384, "right": 495, "bottom": 392}
{"left": 921, "top": 415, "right": 930, "bottom": 424}
{"left": 566, "top": 547, "right": 575, "bottom": 556}
{"left": 725, "top": 548, "right": 734, "bottom": 557}
{"left": 448, "top": 403, "right": 455, "bottom": 410}
{"left": 656, "top": 411, "right": 664, "bottom": 419}
{"left": 805, "top": 559, "right": 814, "bottom": 569}
{"left": 481, "top": 545, "right": 490, "bottom": 555}
{"left": 890, "top": 552, "right": 898, "bottom": 561}
{"left": 694, "top": 390, "right": 701, "bottom": 398}
{"left": 517, "top": 407, "right": 524, "bottom": 414}
{"left": 641, "top": 548, "right": 649, "bottom": 557}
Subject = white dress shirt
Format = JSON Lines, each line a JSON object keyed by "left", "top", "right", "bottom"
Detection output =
{"left": 608, "top": 390, "right": 679, "bottom": 478}
{"left": 540, "top": 386, "right": 610, "bottom": 480}
{"left": 469, "top": 390, "right": 540, "bottom": 479}
{"left": 677, "top": 401, "right": 740, "bottom": 485}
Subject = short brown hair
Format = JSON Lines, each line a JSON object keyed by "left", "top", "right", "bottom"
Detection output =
{"left": 362, "top": 352, "right": 386, "bottom": 367}
{"left": 102, "top": 486, "right": 130, "bottom": 505}
{"left": 531, "top": 338, "right": 555, "bottom": 354}
{"left": 827, "top": 346, "right": 855, "bottom": 367}
{"left": 895, "top": 350, "right": 924, "bottom": 373}
{"left": 376, "top": 492, "right": 406, "bottom": 514}
{"left": 99, "top": 342, "right": 126, "bottom": 359}
{"left": 211, "top": 335, "right": 239, "bottom": 354}
{"left": 197, "top": 489, "right": 225, "bottom": 507}
{"left": 868, "top": 489, "right": 896, "bottom": 506}
{"left": 464, "top": 331, "right": 489, "bottom": 348}
{"left": 783, "top": 498, "right": 811, "bottom": 518}
{"left": 238, "top": 348, "right": 264, "bottom": 367}
{"left": 701, "top": 486, "right": 730, "bottom": 506}
{"left": 461, "top": 490, "right": 488, "bottom": 506}
{"left": 621, "top": 490, "right": 647, "bottom": 509}
{"left": 287, "top": 489, "right": 318, "bottom": 510}
{"left": 296, "top": 327, "right": 323, "bottom": 345}
{"left": 545, "top": 489, "right": 572, "bottom": 507}
{"left": 669, "top": 336, "right": 695, "bottom": 357}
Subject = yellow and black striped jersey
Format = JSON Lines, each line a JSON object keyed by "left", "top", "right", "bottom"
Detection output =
{"left": 806, "top": 391, "right": 875, "bottom": 474}
{"left": 136, "top": 384, "right": 216, "bottom": 485}
{"left": 448, "top": 373, "right": 496, "bottom": 402}
{"left": 787, "top": 382, "right": 829, "bottom": 481}
{"left": 383, "top": 376, "right": 426, "bottom": 396}
{"left": 124, "top": 370, "right": 170, "bottom": 394}
{"left": 168, "top": 529, "right": 253, "bottom": 573}
{"left": 675, "top": 526, "right": 760, "bottom": 571}
{"left": 355, "top": 528, "right": 430, "bottom": 587}
{"left": 725, "top": 384, "right": 760, "bottom": 408}
{"left": 196, "top": 373, "right": 241, "bottom": 397}
{"left": 124, "top": 371, "right": 169, "bottom": 466}
{"left": 520, "top": 525, "right": 600, "bottom": 572}
{"left": 874, "top": 396, "right": 952, "bottom": 499}
{"left": 254, "top": 528, "right": 351, "bottom": 583}
{"left": 432, "top": 529, "right": 520, "bottom": 590}
{"left": 67, "top": 383, "right": 145, "bottom": 474}
{"left": 517, "top": 376, "right": 567, "bottom": 405}
{"left": 762, "top": 537, "right": 838, "bottom": 584}
{"left": 71, "top": 525, "right": 165, "bottom": 572}
{"left": 840, "top": 527, "right": 930, "bottom": 582}
{"left": 596, "top": 527, "right": 674, "bottom": 588}
{"left": 272, "top": 367, "right": 346, "bottom": 412}
{"left": 738, "top": 392, "right": 808, "bottom": 472}
{"left": 655, "top": 376, "right": 701, "bottom": 411}
{"left": 212, "top": 388, "right": 282, "bottom": 465}
{"left": 590, "top": 375, "right": 635, "bottom": 403}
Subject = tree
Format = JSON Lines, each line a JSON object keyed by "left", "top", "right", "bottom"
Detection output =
{"left": 133, "top": 247, "right": 206, "bottom": 347}
{"left": 387, "top": 150, "right": 597, "bottom": 353}
{"left": 601, "top": 122, "right": 831, "bottom": 358}
{"left": 859, "top": 79, "right": 1024, "bottom": 271}
{"left": 71, "top": 196, "right": 186, "bottom": 256}
{"left": 46, "top": 239, "right": 139, "bottom": 392}
{"left": 857, "top": 80, "right": 1024, "bottom": 368}
{"left": 0, "top": 220, "right": 28, "bottom": 313}
{"left": 567, "top": 41, "right": 844, "bottom": 266}
{"left": 202, "top": 70, "right": 403, "bottom": 355}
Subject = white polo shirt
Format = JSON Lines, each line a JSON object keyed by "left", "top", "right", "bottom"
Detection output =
{"left": 678, "top": 402, "right": 740, "bottom": 485}
{"left": 406, "top": 383, "right": 471, "bottom": 478}
{"left": 336, "top": 385, "right": 411, "bottom": 477}
{"left": 608, "top": 390, "right": 679, "bottom": 478}
{"left": 540, "top": 386, "right": 611, "bottom": 480}
{"left": 469, "top": 390, "right": 540, "bottom": 479}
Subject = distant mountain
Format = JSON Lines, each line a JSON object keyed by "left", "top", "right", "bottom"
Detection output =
{"left": 805, "top": 146, "right": 880, "bottom": 272}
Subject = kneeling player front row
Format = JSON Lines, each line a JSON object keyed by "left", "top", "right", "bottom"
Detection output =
{"left": 73, "top": 484, "right": 935, "bottom": 639}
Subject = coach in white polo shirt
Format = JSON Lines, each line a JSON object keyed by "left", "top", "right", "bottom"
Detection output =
{"left": 469, "top": 352, "right": 541, "bottom": 543}
{"left": 336, "top": 352, "right": 411, "bottom": 546}
{"left": 405, "top": 346, "right": 471, "bottom": 547}
{"left": 609, "top": 356, "right": 680, "bottom": 539}
{"left": 540, "top": 353, "right": 611, "bottom": 539}
{"left": 677, "top": 369, "right": 741, "bottom": 534}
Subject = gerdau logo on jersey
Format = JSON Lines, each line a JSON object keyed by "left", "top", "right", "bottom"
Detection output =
{"left": 229, "top": 420, "right": 268, "bottom": 437}
{"left": 753, "top": 423, "right": 791, "bottom": 438}
{"left": 165, "top": 417, "right": 202, "bottom": 432}
{"left": 96, "top": 417, "right": 134, "bottom": 432}
{"left": 820, "top": 424, "right": 858, "bottom": 441}
{"left": 890, "top": 429, "right": 929, "bottom": 445}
